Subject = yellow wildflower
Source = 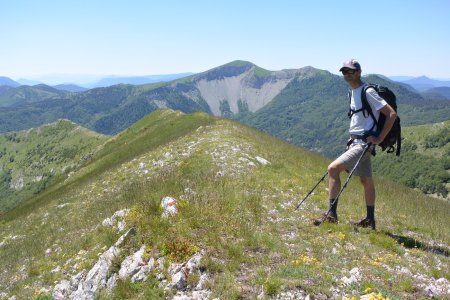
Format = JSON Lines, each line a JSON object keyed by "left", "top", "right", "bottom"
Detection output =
{"left": 338, "top": 232, "right": 346, "bottom": 240}
{"left": 370, "top": 260, "right": 380, "bottom": 267}
{"left": 292, "top": 254, "right": 319, "bottom": 266}
{"left": 362, "top": 292, "right": 389, "bottom": 300}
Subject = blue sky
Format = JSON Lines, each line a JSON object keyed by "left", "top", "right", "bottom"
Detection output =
{"left": 1, "top": 0, "right": 450, "bottom": 83}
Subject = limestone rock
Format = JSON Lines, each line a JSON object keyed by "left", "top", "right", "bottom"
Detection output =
{"left": 118, "top": 245, "right": 145, "bottom": 279}
{"left": 52, "top": 280, "right": 71, "bottom": 300}
{"left": 52, "top": 229, "right": 132, "bottom": 300}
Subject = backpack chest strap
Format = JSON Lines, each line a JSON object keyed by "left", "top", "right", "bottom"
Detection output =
{"left": 348, "top": 107, "right": 365, "bottom": 118}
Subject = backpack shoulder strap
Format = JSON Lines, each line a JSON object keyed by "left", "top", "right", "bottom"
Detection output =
{"left": 348, "top": 88, "right": 367, "bottom": 118}
{"left": 347, "top": 89, "right": 353, "bottom": 118}
{"left": 396, "top": 125, "right": 401, "bottom": 156}
{"left": 361, "top": 84, "right": 379, "bottom": 126}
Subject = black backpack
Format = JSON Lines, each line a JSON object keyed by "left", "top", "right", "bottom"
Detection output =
{"left": 348, "top": 84, "right": 402, "bottom": 156}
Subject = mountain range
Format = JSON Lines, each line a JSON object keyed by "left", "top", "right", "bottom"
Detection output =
{"left": 88, "top": 73, "right": 194, "bottom": 88}
{"left": 1, "top": 73, "right": 194, "bottom": 91}
{"left": 4, "top": 71, "right": 450, "bottom": 93}
{"left": 1, "top": 61, "right": 449, "bottom": 154}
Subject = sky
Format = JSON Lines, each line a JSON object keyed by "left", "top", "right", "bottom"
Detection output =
{"left": 1, "top": 0, "right": 450, "bottom": 84}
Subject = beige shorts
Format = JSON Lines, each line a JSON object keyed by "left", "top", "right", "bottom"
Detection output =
{"left": 336, "top": 144, "right": 372, "bottom": 177}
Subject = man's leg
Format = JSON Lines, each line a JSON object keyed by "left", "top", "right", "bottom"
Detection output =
{"left": 327, "top": 160, "right": 349, "bottom": 217}
{"left": 328, "top": 160, "right": 348, "bottom": 199}
{"left": 313, "top": 159, "right": 347, "bottom": 225}
{"left": 313, "top": 144, "right": 370, "bottom": 226}
{"left": 360, "top": 176, "right": 375, "bottom": 206}
{"left": 350, "top": 175, "right": 376, "bottom": 229}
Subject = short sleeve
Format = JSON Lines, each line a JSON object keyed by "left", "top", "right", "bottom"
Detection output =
{"left": 365, "top": 87, "right": 387, "bottom": 111}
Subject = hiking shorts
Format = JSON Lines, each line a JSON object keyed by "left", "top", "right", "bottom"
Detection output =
{"left": 336, "top": 143, "right": 372, "bottom": 177}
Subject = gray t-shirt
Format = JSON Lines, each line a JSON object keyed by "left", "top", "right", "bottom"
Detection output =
{"left": 349, "top": 83, "right": 387, "bottom": 135}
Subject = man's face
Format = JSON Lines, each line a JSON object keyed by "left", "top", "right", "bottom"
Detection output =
{"left": 341, "top": 68, "right": 360, "bottom": 83}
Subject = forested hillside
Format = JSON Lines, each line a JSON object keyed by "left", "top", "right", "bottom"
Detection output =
{"left": 373, "top": 120, "right": 450, "bottom": 198}
{"left": 0, "top": 120, "right": 107, "bottom": 211}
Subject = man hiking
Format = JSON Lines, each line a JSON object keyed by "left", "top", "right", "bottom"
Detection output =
{"left": 313, "top": 59, "right": 397, "bottom": 230}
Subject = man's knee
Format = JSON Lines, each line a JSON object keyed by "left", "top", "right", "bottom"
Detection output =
{"left": 328, "top": 160, "right": 345, "bottom": 176}
{"left": 360, "top": 176, "right": 374, "bottom": 187}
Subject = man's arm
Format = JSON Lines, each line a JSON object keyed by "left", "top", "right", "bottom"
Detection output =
{"left": 367, "top": 104, "right": 397, "bottom": 145}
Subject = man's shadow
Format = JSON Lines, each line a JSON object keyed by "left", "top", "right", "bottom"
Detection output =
{"left": 385, "top": 232, "right": 450, "bottom": 257}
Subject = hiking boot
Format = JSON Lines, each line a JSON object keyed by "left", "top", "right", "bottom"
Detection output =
{"left": 350, "top": 218, "right": 376, "bottom": 230}
{"left": 313, "top": 212, "right": 338, "bottom": 226}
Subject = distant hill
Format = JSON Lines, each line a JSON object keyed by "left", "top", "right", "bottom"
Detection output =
{"left": 87, "top": 73, "right": 194, "bottom": 88}
{"left": 16, "top": 78, "right": 42, "bottom": 85}
{"left": 53, "top": 84, "right": 88, "bottom": 92}
{"left": 389, "top": 76, "right": 415, "bottom": 81}
{"left": 392, "top": 75, "right": 450, "bottom": 91}
{"left": 0, "top": 84, "right": 66, "bottom": 107}
{"left": 0, "top": 76, "right": 20, "bottom": 87}
{"left": 421, "top": 86, "right": 450, "bottom": 100}
{"left": 0, "top": 120, "right": 108, "bottom": 211}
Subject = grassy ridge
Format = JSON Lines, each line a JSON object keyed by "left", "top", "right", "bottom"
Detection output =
{"left": 4, "top": 110, "right": 215, "bottom": 220}
{"left": 0, "top": 110, "right": 449, "bottom": 299}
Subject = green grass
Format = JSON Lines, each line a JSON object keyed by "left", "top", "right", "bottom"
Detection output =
{"left": 0, "top": 109, "right": 449, "bottom": 299}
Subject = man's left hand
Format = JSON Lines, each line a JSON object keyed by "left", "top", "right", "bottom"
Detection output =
{"left": 367, "top": 135, "right": 382, "bottom": 145}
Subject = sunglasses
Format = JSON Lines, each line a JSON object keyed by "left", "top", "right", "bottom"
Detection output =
{"left": 341, "top": 69, "right": 357, "bottom": 75}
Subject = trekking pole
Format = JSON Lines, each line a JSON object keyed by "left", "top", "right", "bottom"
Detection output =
{"left": 295, "top": 171, "right": 328, "bottom": 210}
{"left": 325, "top": 143, "right": 372, "bottom": 216}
